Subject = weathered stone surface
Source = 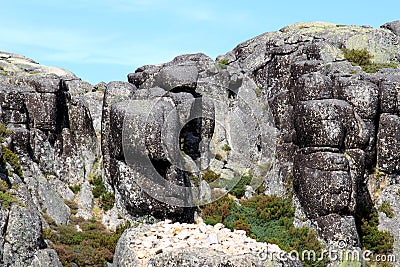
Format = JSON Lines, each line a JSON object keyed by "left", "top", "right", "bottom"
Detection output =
{"left": 381, "top": 20, "right": 400, "bottom": 36}
{"left": 101, "top": 81, "right": 136, "bottom": 184}
{"left": 30, "top": 249, "right": 62, "bottom": 267}
{"left": 2, "top": 21, "right": 400, "bottom": 266}
{"left": 2, "top": 182, "right": 46, "bottom": 266}
{"left": 315, "top": 214, "right": 360, "bottom": 248}
{"left": 37, "top": 178, "right": 71, "bottom": 225}
{"left": 294, "top": 99, "right": 367, "bottom": 149}
{"left": 76, "top": 181, "right": 94, "bottom": 220}
{"left": 377, "top": 114, "right": 400, "bottom": 174}
{"left": 291, "top": 72, "right": 333, "bottom": 102}
{"left": 333, "top": 77, "right": 379, "bottom": 119}
{"left": 61, "top": 78, "right": 93, "bottom": 96}
{"left": 154, "top": 65, "right": 199, "bottom": 91}
{"left": 25, "top": 93, "right": 59, "bottom": 131}
{"left": 293, "top": 148, "right": 352, "bottom": 218}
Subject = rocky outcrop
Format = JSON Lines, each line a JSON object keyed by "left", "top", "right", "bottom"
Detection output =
{"left": 103, "top": 53, "right": 277, "bottom": 223}
{"left": 1, "top": 20, "right": 400, "bottom": 266}
{"left": 215, "top": 21, "right": 400, "bottom": 252}
{"left": 0, "top": 51, "right": 100, "bottom": 265}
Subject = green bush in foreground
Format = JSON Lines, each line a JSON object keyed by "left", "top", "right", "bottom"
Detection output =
{"left": 43, "top": 216, "right": 130, "bottom": 267}
{"left": 201, "top": 195, "right": 327, "bottom": 267}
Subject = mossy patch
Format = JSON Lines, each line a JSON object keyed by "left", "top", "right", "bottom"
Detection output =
{"left": 201, "top": 169, "right": 221, "bottom": 183}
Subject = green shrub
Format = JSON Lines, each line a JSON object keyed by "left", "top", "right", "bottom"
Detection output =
{"left": 0, "top": 124, "right": 11, "bottom": 143}
{"left": 218, "top": 58, "right": 229, "bottom": 66}
{"left": 221, "top": 144, "right": 231, "bottom": 152}
{"left": 101, "top": 192, "right": 115, "bottom": 211}
{"left": 44, "top": 216, "right": 122, "bottom": 267}
{"left": 116, "top": 221, "right": 131, "bottom": 235}
{"left": 343, "top": 48, "right": 372, "bottom": 66}
{"left": 201, "top": 169, "right": 221, "bottom": 183}
{"left": 200, "top": 195, "right": 235, "bottom": 225}
{"left": 0, "top": 180, "right": 8, "bottom": 192}
{"left": 201, "top": 194, "right": 327, "bottom": 267}
{"left": 90, "top": 175, "right": 115, "bottom": 211}
{"left": 0, "top": 180, "right": 19, "bottom": 210}
{"left": 360, "top": 210, "right": 394, "bottom": 254}
{"left": 229, "top": 175, "right": 252, "bottom": 198}
{"left": 216, "top": 58, "right": 230, "bottom": 70}
{"left": 342, "top": 48, "right": 398, "bottom": 73}
{"left": 0, "top": 191, "right": 18, "bottom": 210}
{"left": 378, "top": 201, "right": 395, "bottom": 219}
{"left": 2, "top": 145, "right": 23, "bottom": 177}
{"left": 69, "top": 185, "right": 81, "bottom": 194}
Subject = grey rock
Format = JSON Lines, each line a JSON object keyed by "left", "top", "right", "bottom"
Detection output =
{"left": 25, "top": 93, "right": 59, "bottom": 131}
{"left": 14, "top": 74, "right": 61, "bottom": 93}
{"left": 294, "top": 99, "right": 368, "bottom": 149}
{"left": 101, "top": 81, "right": 136, "bottom": 185}
{"left": 38, "top": 178, "right": 71, "bottom": 225}
{"left": 381, "top": 20, "right": 400, "bottom": 36}
{"left": 291, "top": 71, "right": 333, "bottom": 102}
{"left": 2, "top": 182, "right": 46, "bottom": 266}
{"left": 377, "top": 114, "right": 400, "bottom": 173}
{"left": 30, "top": 249, "right": 62, "bottom": 267}
{"left": 155, "top": 65, "right": 199, "bottom": 91}
{"left": 147, "top": 248, "right": 303, "bottom": 267}
{"left": 112, "top": 227, "right": 147, "bottom": 267}
{"left": 76, "top": 181, "right": 94, "bottom": 220}
{"left": 62, "top": 78, "right": 93, "bottom": 96}
{"left": 293, "top": 148, "right": 352, "bottom": 218}
{"left": 333, "top": 77, "right": 379, "bottom": 120}
{"left": 315, "top": 214, "right": 360, "bottom": 247}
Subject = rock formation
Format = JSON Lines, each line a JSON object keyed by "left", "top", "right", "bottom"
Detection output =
{"left": 0, "top": 20, "right": 400, "bottom": 266}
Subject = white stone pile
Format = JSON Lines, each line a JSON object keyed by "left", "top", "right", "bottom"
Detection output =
{"left": 129, "top": 218, "right": 283, "bottom": 264}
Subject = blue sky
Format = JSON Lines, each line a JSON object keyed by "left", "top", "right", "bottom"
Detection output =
{"left": 1, "top": 0, "right": 399, "bottom": 84}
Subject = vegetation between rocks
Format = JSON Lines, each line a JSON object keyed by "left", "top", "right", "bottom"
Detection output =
{"left": 378, "top": 201, "right": 395, "bottom": 219}
{"left": 357, "top": 205, "right": 394, "bottom": 267}
{"left": 0, "top": 180, "right": 18, "bottom": 210}
{"left": 201, "top": 169, "right": 221, "bottom": 183}
{"left": 216, "top": 58, "right": 230, "bottom": 69}
{"left": 0, "top": 124, "right": 23, "bottom": 178}
{"left": 43, "top": 215, "right": 130, "bottom": 267}
{"left": 201, "top": 194, "right": 327, "bottom": 267}
{"left": 69, "top": 184, "right": 81, "bottom": 194}
{"left": 90, "top": 175, "right": 115, "bottom": 211}
{"left": 342, "top": 48, "right": 398, "bottom": 73}
{"left": 2, "top": 146, "right": 23, "bottom": 177}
